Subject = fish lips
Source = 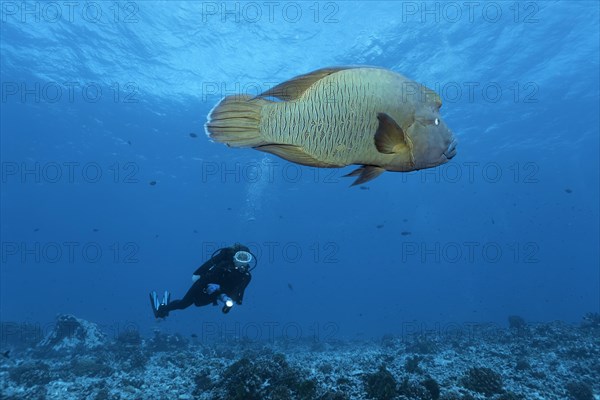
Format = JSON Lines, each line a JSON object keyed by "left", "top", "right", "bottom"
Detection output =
{"left": 443, "top": 139, "right": 458, "bottom": 160}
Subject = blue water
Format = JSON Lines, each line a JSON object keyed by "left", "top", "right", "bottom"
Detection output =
{"left": 1, "top": 1, "right": 598, "bottom": 342}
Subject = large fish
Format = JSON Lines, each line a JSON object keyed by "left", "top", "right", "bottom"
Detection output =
{"left": 205, "top": 66, "right": 457, "bottom": 185}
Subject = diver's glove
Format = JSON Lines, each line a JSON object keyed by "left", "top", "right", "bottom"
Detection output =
{"left": 206, "top": 283, "right": 221, "bottom": 295}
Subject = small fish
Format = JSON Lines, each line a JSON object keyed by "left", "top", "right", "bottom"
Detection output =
{"left": 206, "top": 66, "right": 457, "bottom": 186}
{"left": 2, "top": 350, "right": 9, "bottom": 358}
{"left": 127, "top": 140, "right": 132, "bottom": 145}
{"left": 287, "top": 283, "right": 293, "bottom": 291}
{"left": 93, "top": 228, "right": 99, "bottom": 232}
{"left": 360, "top": 186, "right": 370, "bottom": 190}
{"left": 491, "top": 218, "right": 495, "bottom": 224}
{"left": 227, "top": 207, "right": 232, "bottom": 211}
{"left": 33, "top": 228, "right": 39, "bottom": 232}
{"left": 154, "top": 234, "right": 159, "bottom": 238}
{"left": 193, "top": 230, "right": 198, "bottom": 233}
{"left": 376, "top": 224, "right": 384, "bottom": 229}
{"left": 189, "top": 133, "right": 198, "bottom": 138}
{"left": 149, "top": 181, "right": 157, "bottom": 186}
{"left": 401, "top": 231, "right": 412, "bottom": 236}
{"left": 403, "top": 219, "right": 408, "bottom": 222}
{"left": 191, "top": 333, "right": 198, "bottom": 338}
{"left": 565, "top": 188, "right": 572, "bottom": 193}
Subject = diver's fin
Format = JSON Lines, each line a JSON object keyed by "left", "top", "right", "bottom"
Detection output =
{"left": 205, "top": 95, "right": 270, "bottom": 148}
{"left": 344, "top": 165, "right": 385, "bottom": 186}
{"left": 259, "top": 67, "right": 358, "bottom": 101}
{"left": 255, "top": 144, "right": 340, "bottom": 168}
{"left": 152, "top": 291, "right": 159, "bottom": 309}
{"left": 149, "top": 291, "right": 159, "bottom": 318}
{"left": 374, "top": 113, "right": 412, "bottom": 154}
{"left": 162, "top": 291, "right": 170, "bottom": 306}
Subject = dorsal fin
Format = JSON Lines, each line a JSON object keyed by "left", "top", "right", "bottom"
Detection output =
{"left": 259, "top": 67, "right": 357, "bottom": 101}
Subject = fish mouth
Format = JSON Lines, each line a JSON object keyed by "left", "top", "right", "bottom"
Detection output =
{"left": 443, "top": 139, "right": 458, "bottom": 160}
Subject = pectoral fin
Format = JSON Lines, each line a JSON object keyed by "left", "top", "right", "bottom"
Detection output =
{"left": 344, "top": 165, "right": 385, "bottom": 186}
{"left": 255, "top": 144, "right": 339, "bottom": 168}
{"left": 259, "top": 67, "right": 358, "bottom": 101}
{"left": 374, "top": 113, "right": 413, "bottom": 154}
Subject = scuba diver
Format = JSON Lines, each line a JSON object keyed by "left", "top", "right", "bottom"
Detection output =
{"left": 150, "top": 243, "right": 256, "bottom": 318}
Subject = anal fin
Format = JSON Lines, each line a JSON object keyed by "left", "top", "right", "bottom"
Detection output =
{"left": 344, "top": 165, "right": 385, "bottom": 186}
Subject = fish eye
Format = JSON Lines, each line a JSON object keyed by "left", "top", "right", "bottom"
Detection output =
{"left": 434, "top": 118, "right": 439, "bottom": 126}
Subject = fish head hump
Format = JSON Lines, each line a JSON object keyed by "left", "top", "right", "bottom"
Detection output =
{"left": 378, "top": 75, "right": 457, "bottom": 172}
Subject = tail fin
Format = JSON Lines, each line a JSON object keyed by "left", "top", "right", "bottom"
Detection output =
{"left": 205, "top": 94, "right": 270, "bottom": 147}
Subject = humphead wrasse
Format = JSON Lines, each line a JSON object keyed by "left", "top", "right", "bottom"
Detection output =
{"left": 205, "top": 66, "right": 457, "bottom": 185}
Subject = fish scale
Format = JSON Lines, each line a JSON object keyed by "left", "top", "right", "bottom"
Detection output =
{"left": 266, "top": 77, "right": 375, "bottom": 164}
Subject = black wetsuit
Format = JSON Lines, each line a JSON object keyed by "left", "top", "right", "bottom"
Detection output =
{"left": 158, "top": 245, "right": 252, "bottom": 316}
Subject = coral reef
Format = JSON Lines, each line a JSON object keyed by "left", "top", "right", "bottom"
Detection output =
{"left": 405, "top": 355, "right": 423, "bottom": 374}
{"left": 397, "top": 376, "right": 434, "bottom": 399}
{"left": 508, "top": 315, "right": 527, "bottom": 330}
{"left": 37, "top": 314, "right": 106, "bottom": 354}
{"left": 566, "top": 381, "right": 594, "bottom": 400}
{"left": 581, "top": 312, "right": 600, "bottom": 330}
{"left": 146, "top": 330, "right": 189, "bottom": 352}
{"left": 212, "top": 351, "right": 317, "bottom": 400}
{"left": 111, "top": 329, "right": 148, "bottom": 372}
{"left": 0, "top": 322, "right": 43, "bottom": 350}
{"left": 363, "top": 365, "right": 397, "bottom": 400}
{"left": 70, "top": 357, "right": 114, "bottom": 378}
{"left": 1, "top": 314, "right": 599, "bottom": 399}
{"left": 421, "top": 376, "right": 441, "bottom": 399}
{"left": 462, "top": 367, "right": 504, "bottom": 396}
{"left": 8, "top": 362, "right": 51, "bottom": 386}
